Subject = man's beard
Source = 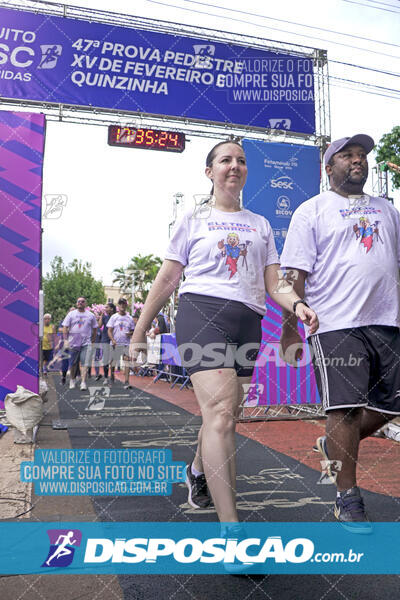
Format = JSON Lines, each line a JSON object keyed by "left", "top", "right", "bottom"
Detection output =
{"left": 346, "top": 167, "right": 367, "bottom": 185}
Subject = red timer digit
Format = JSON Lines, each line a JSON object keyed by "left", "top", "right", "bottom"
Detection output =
{"left": 159, "top": 131, "right": 168, "bottom": 147}
{"left": 135, "top": 129, "right": 144, "bottom": 144}
{"left": 108, "top": 126, "right": 185, "bottom": 153}
{"left": 169, "top": 133, "right": 179, "bottom": 147}
{"left": 145, "top": 130, "right": 154, "bottom": 145}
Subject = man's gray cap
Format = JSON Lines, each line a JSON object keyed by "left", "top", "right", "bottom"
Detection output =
{"left": 324, "top": 134, "right": 375, "bottom": 166}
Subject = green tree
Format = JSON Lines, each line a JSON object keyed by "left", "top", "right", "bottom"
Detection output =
{"left": 112, "top": 253, "right": 162, "bottom": 304}
{"left": 43, "top": 256, "right": 106, "bottom": 326}
{"left": 375, "top": 126, "right": 400, "bottom": 190}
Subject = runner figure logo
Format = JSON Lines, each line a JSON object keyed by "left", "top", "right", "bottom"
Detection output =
{"left": 43, "top": 194, "right": 67, "bottom": 219}
{"left": 87, "top": 386, "right": 110, "bottom": 411}
{"left": 38, "top": 45, "right": 62, "bottom": 69}
{"left": 42, "top": 529, "right": 82, "bottom": 567}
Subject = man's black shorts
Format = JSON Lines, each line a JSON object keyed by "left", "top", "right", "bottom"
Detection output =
{"left": 309, "top": 325, "right": 400, "bottom": 414}
{"left": 175, "top": 293, "right": 262, "bottom": 377}
{"left": 42, "top": 349, "right": 53, "bottom": 362}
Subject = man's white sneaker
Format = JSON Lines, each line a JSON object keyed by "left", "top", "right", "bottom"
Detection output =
{"left": 80, "top": 381, "right": 87, "bottom": 390}
{"left": 69, "top": 379, "right": 76, "bottom": 389}
{"left": 103, "top": 378, "right": 108, "bottom": 385}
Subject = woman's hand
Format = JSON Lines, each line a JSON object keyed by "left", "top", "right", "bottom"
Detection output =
{"left": 129, "top": 328, "right": 148, "bottom": 367}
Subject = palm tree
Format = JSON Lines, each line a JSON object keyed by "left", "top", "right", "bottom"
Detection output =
{"left": 112, "top": 254, "right": 162, "bottom": 304}
{"left": 111, "top": 266, "right": 132, "bottom": 294}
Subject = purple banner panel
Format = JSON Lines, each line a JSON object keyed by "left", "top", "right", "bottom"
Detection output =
{"left": 249, "top": 298, "right": 320, "bottom": 406}
{"left": 0, "top": 7, "right": 315, "bottom": 134}
{"left": 0, "top": 110, "right": 44, "bottom": 407}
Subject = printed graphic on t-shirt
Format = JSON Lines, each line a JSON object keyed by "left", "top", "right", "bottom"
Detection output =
{"left": 339, "top": 206, "right": 381, "bottom": 219}
{"left": 208, "top": 221, "right": 256, "bottom": 233}
{"left": 217, "top": 232, "right": 250, "bottom": 279}
{"left": 352, "top": 216, "right": 383, "bottom": 253}
{"left": 69, "top": 315, "right": 91, "bottom": 330}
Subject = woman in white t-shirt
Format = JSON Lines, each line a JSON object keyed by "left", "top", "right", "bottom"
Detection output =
{"left": 130, "top": 141, "right": 318, "bottom": 535}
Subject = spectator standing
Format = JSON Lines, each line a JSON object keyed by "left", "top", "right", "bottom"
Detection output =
{"left": 42, "top": 313, "right": 56, "bottom": 375}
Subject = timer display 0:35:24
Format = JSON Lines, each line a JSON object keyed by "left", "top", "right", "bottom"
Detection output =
{"left": 108, "top": 126, "right": 185, "bottom": 153}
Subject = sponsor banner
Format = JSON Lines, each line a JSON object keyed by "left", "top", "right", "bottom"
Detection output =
{"left": 20, "top": 449, "right": 185, "bottom": 496}
{"left": 147, "top": 334, "right": 162, "bottom": 364}
{"left": 1, "top": 522, "right": 400, "bottom": 574}
{"left": 0, "top": 110, "right": 44, "bottom": 406}
{"left": 242, "top": 139, "right": 320, "bottom": 406}
{"left": 250, "top": 296, "right": 320, "bottom": 406}
{"left": 242, "top": 139, "right": 320, "bottom": 254}
{"left": 0, "top": 7, "right": 315, "bottom": 133}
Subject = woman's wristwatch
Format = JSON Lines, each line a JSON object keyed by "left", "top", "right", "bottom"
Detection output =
{"left": 293, "top": 299, "right": 309, "bottom": 315}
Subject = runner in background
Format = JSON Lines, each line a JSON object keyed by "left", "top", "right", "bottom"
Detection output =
{"left": 107, "top": 298, "right": 135, "bottom": 389}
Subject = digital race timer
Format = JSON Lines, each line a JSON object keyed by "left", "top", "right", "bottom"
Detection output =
{"left": 108, "top": 126, "right": 185, "bottom": 153}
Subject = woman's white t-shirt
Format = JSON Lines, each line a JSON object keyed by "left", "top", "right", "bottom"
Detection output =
{"left": 165, "top": 205, "right": 279, "bottom": 315}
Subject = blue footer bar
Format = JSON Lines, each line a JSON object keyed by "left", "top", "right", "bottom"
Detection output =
{"left": 0, "top": 522, "right": 399, "bottom": 574}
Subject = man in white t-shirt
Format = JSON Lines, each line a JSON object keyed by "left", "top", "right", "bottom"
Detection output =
{"left": 62, "top": 297, "right": 97, "bottom": 391}
{"left": 280, "top": 134, "right": 400, "bottom": 532}
{"left": 107, "top": 298, "right": 135, "bottom": 389}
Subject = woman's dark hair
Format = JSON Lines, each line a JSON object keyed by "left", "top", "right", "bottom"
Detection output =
{"left": 106, "top": 302, "right": 117, "bottom": 314}
{"left": 205, "top": 140, "right": 244, "bottom": 195}
{"left": 156, "top": 314, "right": 168, "bottom": 334}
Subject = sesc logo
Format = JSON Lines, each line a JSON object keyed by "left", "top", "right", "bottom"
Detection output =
{"left": 42, "top": 529, "right": 82, "bottom": 568}
{"left": 270, "top": 176, "right": 294, "bottom": 190}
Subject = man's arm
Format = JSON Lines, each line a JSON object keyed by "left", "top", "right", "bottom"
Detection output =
{"left": 264, "top": 265, "right": 315, "bottom": 328}
{"left": 107, "top": 326, "right": 116, "bottom": 347}
{"left": 264, "top": 264, "right": 317, "bottom": 366}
